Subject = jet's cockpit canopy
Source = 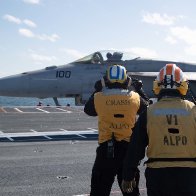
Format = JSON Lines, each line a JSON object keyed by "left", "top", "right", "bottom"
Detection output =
{"left": 73, "top": 50, "right": 140, "bottom": 64}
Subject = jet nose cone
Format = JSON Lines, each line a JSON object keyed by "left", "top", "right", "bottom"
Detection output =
{"left": 0, "top": 74, "right": 29, "bottom": 96}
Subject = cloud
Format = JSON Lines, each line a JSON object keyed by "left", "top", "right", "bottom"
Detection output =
{"left": 165, "top": 36, "right": 177, "bottom": 44}
{"left": 37, "top": 34, "right": 60, "bottom": 42}
{"left": 0, "top": 71, "right": 10, "bottom": 78}
{"left": 23, "top": 19, "right": 37, "bottom": 28}
{"left": 169, "top": 26, "right": 196, "bottom": 57}
{"left": 23, "top": 0, "right": 40, "bottom": 4}
{"left": 170, "top": 26, "right": 196, "bottom": 45}
{"left": 30, "top": 53, "right": 57, "bottom": 62}
{"left": 19, "top": 28, "right": 35, "bottom": 38}
{"left": 125, "top": 47, "right": 158, "bottom": 58}
{"left": 184, "top": 45, "right": 196, "bottom": 56}
{"left": 3, "top": 14, "right": 37, "bottom": 28}
{"left": 142, "top": 12, "right": 179, "bottom": 26}
{"left": 60, "top": 48, "right": 85, "bottom": 59}
{"left": 4, "top": 14, "right": 58, "bottom": 42}
{"left": 3, "top": 14, "right": 21, "bottom": 24}
{"left": 19, "top": 28, "right": 60, "bottom": 42}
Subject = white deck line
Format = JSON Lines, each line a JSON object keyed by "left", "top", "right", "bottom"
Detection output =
{"left": 56, "top": 108, "right": 72, "bottom": 113}
{"left": 87, "top": 128, "right": 98, "bottom": 132}
{"left": 14, "top": 108, "right": 23, "bottom": 113}
{"left": 0, "top": 131, "right": 15, "bottom": 141}
{"left": 0, "top": 130, "right": 98, "bottom": 138}
{"left": 0, "top": 107, "right": 7, "bottom": 113}
{"left": 36, "top": 108, "right": 50, "bottom": 113}
{"left": 30, "top": 129, "right": 52, "bottom": 139}
{"left": 60, "top": 128, "right": 69, "bottom": 132}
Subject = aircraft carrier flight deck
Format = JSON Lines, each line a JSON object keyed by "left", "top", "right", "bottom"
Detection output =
{"left": 0, "top": 106, "right": 147, "bottom": 196}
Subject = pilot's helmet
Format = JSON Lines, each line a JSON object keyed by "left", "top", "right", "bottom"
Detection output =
{"left": 153, "top": 63, "right": 188, "bottom": 96}
{"left": 93, "top": 53, "right": 100, "bottom": 63}
{"left": 106, "top": 64, "right": 127, "bottom": 84}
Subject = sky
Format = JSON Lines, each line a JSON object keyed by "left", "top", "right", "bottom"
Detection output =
{"left": 1, "top": 0, "right": 196, "bottom": 77}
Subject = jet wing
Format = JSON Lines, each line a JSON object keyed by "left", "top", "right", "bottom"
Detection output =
{"left": 184, "top": 72, "right": 196, "bottom": 81}
{"left": 128, "top": 72, "right": 196, "bottom": 81}
{"left": 127, "top": 72, "right": 158, "bottom": 78}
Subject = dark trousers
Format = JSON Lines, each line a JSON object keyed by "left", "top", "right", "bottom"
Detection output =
{"left": 90, "top": 141, "right": 140, "bottom": 196}
{"left": 145, "top": 167, "right": 196, "bottom": 196}
{"left": 147, "top": 190, "right": 196, "bottom": 196}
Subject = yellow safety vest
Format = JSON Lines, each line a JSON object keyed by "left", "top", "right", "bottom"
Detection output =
{"left": 94, "top": 89, "right": 140, "bottom": 144}
{"left": 147, "top": 97, "right": 196, "bottom": 168}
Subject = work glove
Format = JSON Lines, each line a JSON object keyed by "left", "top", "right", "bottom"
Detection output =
{"left": 94, "top": 80, "right": 102, "bottom": 92}
{"left": 131, "top": 78, "right": 143, "bottom": 91}
{"left": 94, "top": 76, "right": 109, "bottom": 92}
{"left": 131, "top": 78, "right": 152, "bottom": 104}
{"left": 121, "top": 179, "right": 136, "bottom": 193}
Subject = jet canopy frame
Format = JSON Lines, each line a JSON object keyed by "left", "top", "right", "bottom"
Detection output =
{"left": 73, "top": 50, "right": 140, "bottom": 65}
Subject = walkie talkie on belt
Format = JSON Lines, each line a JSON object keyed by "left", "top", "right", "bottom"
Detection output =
{"left": 107, "top": 132, "right": 115, "bottom": 159}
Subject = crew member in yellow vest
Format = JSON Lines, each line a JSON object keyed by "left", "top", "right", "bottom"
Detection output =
{"left": 84, "top": 64, "right": 148, "bottom": 196}
{"left": 122, "top": 63, "right": 196, "bottom": 196}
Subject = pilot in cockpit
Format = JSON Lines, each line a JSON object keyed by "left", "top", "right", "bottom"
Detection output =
{"left": 91, "top": 52, "right": 103, "bottom": 64}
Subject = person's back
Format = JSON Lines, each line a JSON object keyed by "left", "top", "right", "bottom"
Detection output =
{"left": 147, "top": 97, "right": 196, "bottom": 167}
{"left": 122, "top": 63, "right": 196, "bottom": 196}
{"left": 146, "top": 96, "right": 196, "bottom": 195}
{"left": 94, "top": 89, "right": 140, "bottom": 143}
{"left": 84, "top": 64, "right": 148, "bottom": 196}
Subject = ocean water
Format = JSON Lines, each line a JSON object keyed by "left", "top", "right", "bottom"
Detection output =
{"left": 0, "top": 96, "right": 75, "bottom": 106}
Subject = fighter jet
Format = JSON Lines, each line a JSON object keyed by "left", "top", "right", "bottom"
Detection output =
{"left": 0, "top": 50, "right": 196, "bottom": 105}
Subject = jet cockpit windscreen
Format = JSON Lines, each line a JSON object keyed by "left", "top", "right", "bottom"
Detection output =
{"left": 73, "top": 50, "right": 140, "bottom": 64}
